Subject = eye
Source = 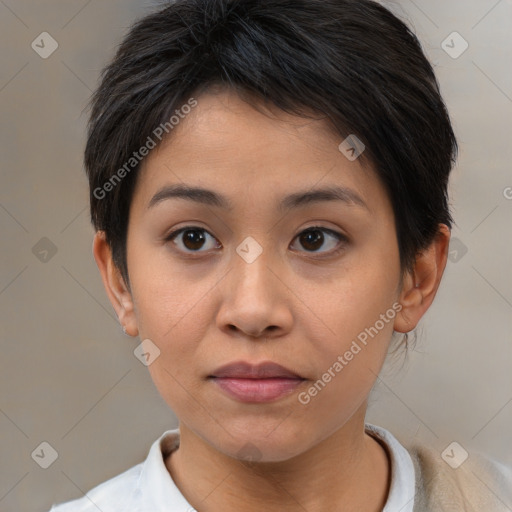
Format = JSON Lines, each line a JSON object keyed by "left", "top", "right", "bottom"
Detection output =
{"left": 165, "top": 226, "right": 220, "bottom": 253}
{"left": 290, "top": 226, "right": 347, "bottom": 256}
{"left": 165, "top": 225, "right": 347, "bottom": 257}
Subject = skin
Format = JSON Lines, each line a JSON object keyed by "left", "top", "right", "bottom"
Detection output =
{"left": 94, "top": 89, "right": 450, "bottom": 511}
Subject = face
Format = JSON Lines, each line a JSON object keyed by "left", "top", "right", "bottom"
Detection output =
{"left": 118, "top": 90, "right": 406, "bottom": 461}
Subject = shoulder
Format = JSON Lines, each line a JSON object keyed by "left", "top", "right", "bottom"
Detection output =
{"left": 406, "top": 442, "right": 512, "bottom": 511}
{"left": 48, "top": 462, "right": 144, "bottom": 512}
{"left": 47, "top": 428, "right": 181, "bottom": 512}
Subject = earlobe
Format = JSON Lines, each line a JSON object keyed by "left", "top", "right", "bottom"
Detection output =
{"left": 394, "top": 224, "right": 451, "bottom": 333}
{"left": 92, "top": 231, "right": 139, "bottom": 337}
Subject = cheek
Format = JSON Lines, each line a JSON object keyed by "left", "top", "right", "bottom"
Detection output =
{"left": 128, "top": 236, "right": 212, "bottom": 336}
{"left": 295, "top": 241, "right": 401, "bottom": 387}
{"left": 305, "top": 248, "right": 400, "bottom": 338}
{"left": 303, "top": 286, "right": 396, "bottom": 388}
{"left": 295, "top": 285, "right": 397, "bottom": 428}
{"left": 128, "top": 246, "right": 222, "bottom": 377}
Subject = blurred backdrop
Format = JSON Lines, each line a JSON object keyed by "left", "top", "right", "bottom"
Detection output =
{"left": 0, "top": 1, "right": 511, "bottom": 510}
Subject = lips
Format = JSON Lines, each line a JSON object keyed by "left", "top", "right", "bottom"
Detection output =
{"left": 208, "top": 361, "right": 306, "bottom": 403}
{"left": 209, "top": 361, "right": 304, "bottom": 379}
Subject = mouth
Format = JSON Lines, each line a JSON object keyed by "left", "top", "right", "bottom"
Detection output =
{"left": 208, "top": 361, "right": 307, "bottom": 403}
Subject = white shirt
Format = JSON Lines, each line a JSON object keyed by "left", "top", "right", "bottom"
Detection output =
{"left": 49, "top": 423, "right": 416, "bottom": 512}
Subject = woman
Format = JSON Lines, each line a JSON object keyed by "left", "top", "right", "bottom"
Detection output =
{"left": 49, "top": 0, "right": 511, "bottom": 510}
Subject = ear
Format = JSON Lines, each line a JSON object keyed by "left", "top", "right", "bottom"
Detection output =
{"left": 92, "top": 231, "right": 139, "bottom": 337}
{"left": 394, "top": 224, "right": 451, "bottom": 333}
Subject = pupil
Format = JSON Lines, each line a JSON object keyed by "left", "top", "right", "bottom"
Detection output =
{"left": 184, "top": 230, "right": 205, "bottom": 250}
{"left": 301, "top": 230, "right": 323, "bottom": 251}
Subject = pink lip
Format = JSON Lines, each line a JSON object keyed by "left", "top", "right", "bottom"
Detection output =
{"left": 209, "top": 361, "right": 306, "bottom": 403}
{"left": 210, "top": 360, "right": 304, "bottom": 379}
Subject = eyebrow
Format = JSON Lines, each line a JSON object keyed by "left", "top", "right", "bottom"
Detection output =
{"left": 147, "top": 183, "right": 368, "bottom": 212}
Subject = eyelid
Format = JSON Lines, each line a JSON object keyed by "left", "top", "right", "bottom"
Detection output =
{"left": 295, "top": 225, "right": 347, "bottom": 240}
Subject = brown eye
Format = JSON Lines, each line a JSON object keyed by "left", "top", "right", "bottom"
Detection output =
{"left": 166, "top": 227, "right": 220, "bottom": 253}
{"left": 299, "top": 229, "right": 324, "bottom": 251}
{"left": 291, "top": 227, "right": 346, "bottom": 255}
{"left": 181, "top": 229, "right": 206, "bottom": 250}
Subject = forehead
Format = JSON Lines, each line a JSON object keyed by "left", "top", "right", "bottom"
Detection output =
{"left": 133, "top": 90, "right": 389, "bottom": 217}
{"left": 160, "top": 90, "right": 343, "bottom": 161}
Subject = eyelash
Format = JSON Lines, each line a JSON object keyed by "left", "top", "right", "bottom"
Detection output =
{"left": 164, "top": 225, "right": 348, "bottom": 258}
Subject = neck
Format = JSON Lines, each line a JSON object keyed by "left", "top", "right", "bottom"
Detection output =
{"left": 165, "top": 408, "right": 391, "bottom": 512}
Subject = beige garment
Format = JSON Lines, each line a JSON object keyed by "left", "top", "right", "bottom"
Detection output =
{"left": 407, "top": 443, "right": 512, "bottom": 511}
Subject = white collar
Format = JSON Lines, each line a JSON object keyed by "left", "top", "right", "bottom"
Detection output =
{"left": 130, "top": 423, "right": 415, "bottom": 511}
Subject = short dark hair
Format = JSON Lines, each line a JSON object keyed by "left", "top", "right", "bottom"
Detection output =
{"left": 85, "top": 0, "right": 457, "bottom": 284}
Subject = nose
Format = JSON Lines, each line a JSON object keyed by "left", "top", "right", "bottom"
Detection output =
{"left": 215, "top": 247, "right": 293, "bottom": 339}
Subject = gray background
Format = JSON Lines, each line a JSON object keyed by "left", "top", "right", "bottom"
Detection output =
{"left": 0, "top": 1, "right": 511, "bottom": 511}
